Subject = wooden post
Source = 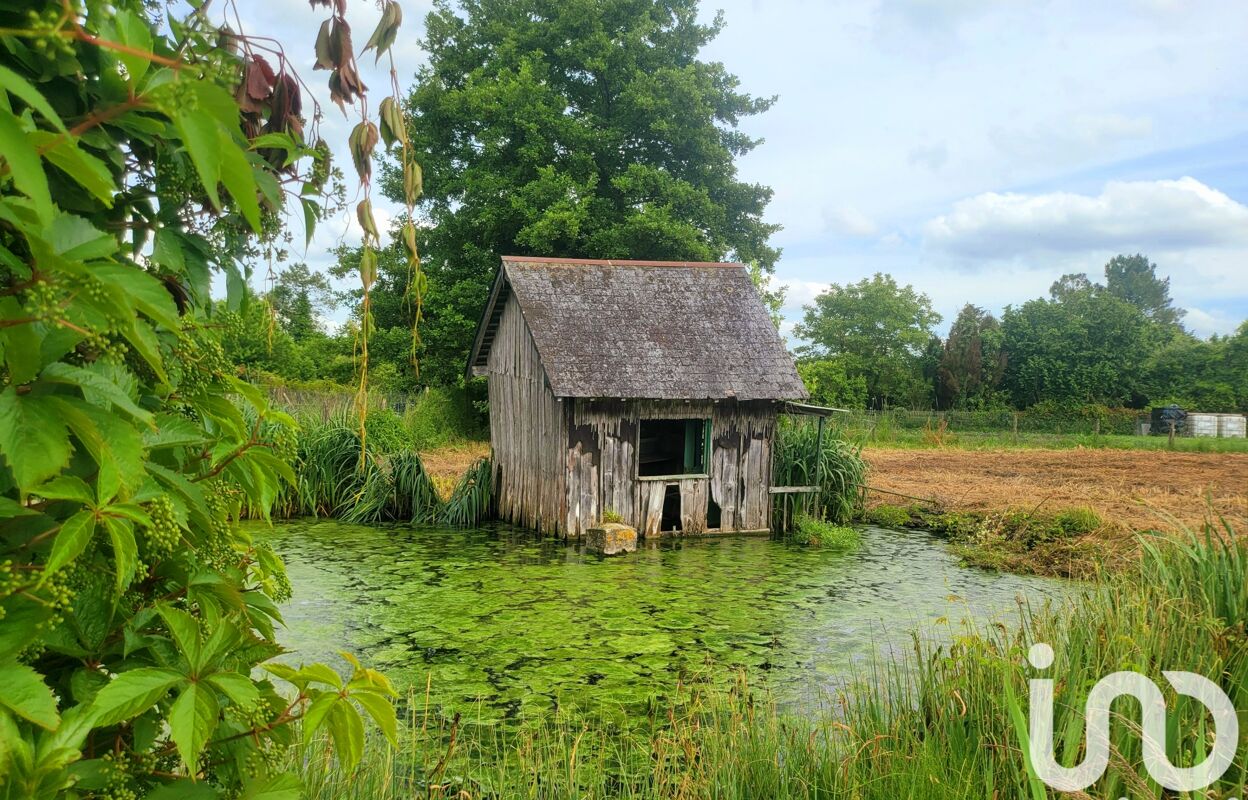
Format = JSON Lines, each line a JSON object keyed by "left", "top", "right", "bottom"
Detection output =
{"left": 1012, "top": 412, "right": 1019, "bottom": 446}
{"left": 1168, "top": 419, "right": 1176, "bottom": 449}
{"left": 1093, "top": 419, "right": 1100, "bottom": 438}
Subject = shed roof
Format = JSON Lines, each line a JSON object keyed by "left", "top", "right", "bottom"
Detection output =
{"left": 467, "top": 256, "right": 808, "bottom": 401}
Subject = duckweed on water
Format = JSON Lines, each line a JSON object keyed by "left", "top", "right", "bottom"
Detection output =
{"left": 259, "top": 520, "right": 1064, "bottom": 722}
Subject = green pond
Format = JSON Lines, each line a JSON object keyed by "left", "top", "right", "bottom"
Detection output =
{"left": 260, "top": 521, "right": 1064, "bottom": 720}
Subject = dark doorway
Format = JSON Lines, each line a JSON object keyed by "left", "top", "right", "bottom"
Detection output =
{"left": 660, "top": 484, "right": 682, "bottom": 531}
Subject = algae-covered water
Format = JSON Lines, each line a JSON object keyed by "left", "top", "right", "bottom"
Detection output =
{"left": 260, "top": 521, "right": 1064, "bottom": 719}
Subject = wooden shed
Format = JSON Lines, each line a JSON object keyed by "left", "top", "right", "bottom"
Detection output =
{"left": 467, "top": 256, "right": 808, "bottom": 538}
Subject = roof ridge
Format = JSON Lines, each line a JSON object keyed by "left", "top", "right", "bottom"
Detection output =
{"left": 501, "top": 255, "right": 743, "bottom": 268}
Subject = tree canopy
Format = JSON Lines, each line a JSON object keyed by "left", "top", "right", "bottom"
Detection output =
{"left": 0, "top": 1, "right": 406, "bottom": 796}
{"left": 794, "top": 274, "right": 941, "bottom": 409}
{"left": 370, "top": 0, "right": 781, "bottom": 387}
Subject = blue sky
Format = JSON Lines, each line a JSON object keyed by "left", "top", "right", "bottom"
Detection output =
{"left": 238, "top": 0, "right": 1248, "bottom": 338}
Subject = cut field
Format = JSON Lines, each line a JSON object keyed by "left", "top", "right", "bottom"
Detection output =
{"left": 863, "top": 447, "right": 1248, "bottom": 534}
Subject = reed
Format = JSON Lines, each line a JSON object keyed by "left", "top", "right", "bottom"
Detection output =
{"left": 772, "top": 418, "right": 867, "bottom": 526}
{"left": 292, "top": 523, "right": 1247, "bottom": 799}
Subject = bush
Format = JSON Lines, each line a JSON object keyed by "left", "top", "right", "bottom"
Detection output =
{"left": 791, "top": 515, "right": 861, "bottom": 549}
{"left": 365, "top": 409, "right": 414, "bottom": 454}
{"left": 773, "top": 419, "right": 867, "bottom": 527}
{"left": 403, "top": 386, "right": 488, "bottom": 450}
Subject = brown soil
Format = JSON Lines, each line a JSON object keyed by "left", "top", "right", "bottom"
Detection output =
{"left": 863, "top": 447, "right": 1248, "bottom": 534}
{"left": 419, "top": 441, "right": 490, "bottom": 498}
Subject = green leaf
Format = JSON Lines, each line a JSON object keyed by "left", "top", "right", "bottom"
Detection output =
{"left": 0, "top": 660, "right": 60, "bottom": 729}
{"left": 143, "top": 779, "right": 222, "bottom": 800}
{"left": 326, "top": 701, "right": 365, "bottom": 772}
{"left": 41, "top": 362, "right": 152, "bottom": 424}
{"left": 113, "top": 9, "right": 154, "bottom": 87}
{"left": 151, "top": 228, "right": 185, "bottom": 274}
{"left": 0, "top": 65, "right": 66, "bottom": 130}
{"left": 102, "top": 515, "right": 138, "bottom": 592}
{"left": 205, "top": 672, "right": 260, "bottom": 709}
{"left": 51, "top": 396, "right": 145, "bottom": 503}
{"left": 350, "top": 690, "right": 397, "bottom": 747}
{"left": 168, "top": 682, "right": 218, "bottom": 774}
{"left": 0, "top": 387, "right": 72, "bottom": 494}
{"left": 176, "top": 110, "right": 221, "bottom": 208}
{"left": 218, "top": 135, "right": 261, "bottom": 233}
{"left": 45, "top": 510, "right": 96, "bottom": 575}
{"left": 89, "top": 667, "right": 182, "bottom": 727}
{"left": 158, "top": 606, "right": 201, "bottom": 668}
{"left": 300, "top": 692, "right": 338, "bottom": 744}
{"left": 0, "top": 297, "right": 43, "bottom": 384}
{"left": 0, "top": 106, "right": 53, "bottom": 224}
{"left": 45, "top": 214, "right": 118, "bottom": 260}
{"left": 33, "top": 475, "right": 95, "bottom": 505}
{"left": 29, "top": 132, "right": 114, "bottom": 205}
{"left": 92, "top": 264, "right": 180, "bottom": 331}
{"left": 239, "top": 773, "right": 302, "bottom": 800}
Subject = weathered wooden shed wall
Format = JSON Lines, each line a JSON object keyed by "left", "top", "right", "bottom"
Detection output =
{"left": 565, "top": 399, "right": 776, "bottom": 538}
{"left": 485, "top": 296, "right": 565, "bottom": 533}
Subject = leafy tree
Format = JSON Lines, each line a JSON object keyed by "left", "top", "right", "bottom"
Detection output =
{"left": 379, "top": 0, "right": 781, "bottom": 384}
{"left": 1105, "top": 253, "right": 1185, "bottom": 329}
{"left": 0, "top": 2, "right": 409, "bottom": 796}
{"left": 795, "top": 274, "right": 941, "bottom": 409}
{"left": 936, "top": 305, "right": 1007, "bottom": 409}
{"left": 796, "top": 358, "right": 868, "bottom": 409}
{"left": 1001, "top": 289, "right": 1152, "bottom": 407}
{"left": 267, "top": 262, "right": 339, "bottom": 340}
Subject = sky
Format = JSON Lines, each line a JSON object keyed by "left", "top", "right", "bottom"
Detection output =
{"left": 235, "top": 0, "right": 1248, "bottom": 339}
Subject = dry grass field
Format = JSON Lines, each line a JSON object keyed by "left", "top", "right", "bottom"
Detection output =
{"left": 863, "top": 447, "right": 1248, "bottom": 534}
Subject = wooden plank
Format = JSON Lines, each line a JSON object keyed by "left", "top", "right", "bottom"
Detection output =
{"left": 769, "top": 485, "right": 820, "bottom": 494}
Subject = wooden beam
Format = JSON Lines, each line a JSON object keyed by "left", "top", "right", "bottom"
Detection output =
{"left": 769, "top": 485, "right": 820, "bottom": 494}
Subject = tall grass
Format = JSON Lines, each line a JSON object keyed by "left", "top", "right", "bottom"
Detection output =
{"left": 275, "top": 414, "right": 489, "bottom": 526}
{"left": 773, "top": 418, "right": 867, "bottom": 526}
{"left": 293, "top": 524, "right": 1247, "bottom": 798}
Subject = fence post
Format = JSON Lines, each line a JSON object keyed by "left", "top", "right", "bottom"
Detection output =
{"left": 1012, "top": 412, "right": 1019, "bottom": 445}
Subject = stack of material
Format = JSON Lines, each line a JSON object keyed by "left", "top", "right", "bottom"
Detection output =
{"left": 1217, "top": 414, "right": 1247, "bottom": 439}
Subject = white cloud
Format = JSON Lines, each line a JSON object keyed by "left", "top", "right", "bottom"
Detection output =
{"left": 779, "top": 280, "right": 831, "bottom": 310}
{"left": 923, "top": 177, "right": 1248, "bottom": 259}
{"left": 822, "top": 206, "right": 879, "bottom": 237}
{"left": 1183, "top": 307, "right": 1235, "bottom": 337}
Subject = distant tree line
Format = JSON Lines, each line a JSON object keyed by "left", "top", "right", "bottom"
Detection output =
{"left": 796, "top": 254, "right": 1248, "bottom": 413}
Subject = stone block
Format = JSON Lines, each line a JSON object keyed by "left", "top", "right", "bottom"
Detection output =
{"left": 585, "top": 523, "right": 637, "bottom": 555}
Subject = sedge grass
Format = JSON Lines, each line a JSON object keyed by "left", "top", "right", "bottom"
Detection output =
{"left": 292, "top": 522, "right": 1247, "bottom": 799}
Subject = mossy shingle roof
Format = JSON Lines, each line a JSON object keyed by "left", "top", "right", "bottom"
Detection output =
{"left": 468, "top": 256, "right": 808, "bottom": 401}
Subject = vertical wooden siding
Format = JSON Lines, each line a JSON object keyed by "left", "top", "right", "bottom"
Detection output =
{"left": 564, "top": 399, "right": 776, "bottom": 537}
{"left": 486, "top": 297, "right": 565, "bottom": 534}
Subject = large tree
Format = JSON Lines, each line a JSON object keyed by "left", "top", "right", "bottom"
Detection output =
{"left": 1001, "top": 286, "right": 1153, "bottom": 408}
{"left": 936, "top": 304, "right": 1006, "bottom": 409}
{"left": 381, "top": 0, "right": 780, "bottom": 385}
{"left": 1105, "top": 253, "right": 1185, "bottom": 330}
{"left": 795, "top": 274, "right": 941, "bottom": 409}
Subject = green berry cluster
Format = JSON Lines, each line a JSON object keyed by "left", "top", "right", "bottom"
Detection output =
{"left": 142, "top": 495, "right": 181, "bottom": 555}
{"left": 24, "top": 7, "right": 76, "bottom": 59}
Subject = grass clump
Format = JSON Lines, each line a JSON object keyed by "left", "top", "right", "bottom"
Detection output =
{"left": 791, "top": 514, "right": 861, "bottom": 548}
{"left": 294, "top": 525, "right": 1248, "bottom": 799}
{"left": 402, "top": 386, "right": 487, "bottom": 450}
{"left": 600, "top": 508, "right": 625, "bottom": 524}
